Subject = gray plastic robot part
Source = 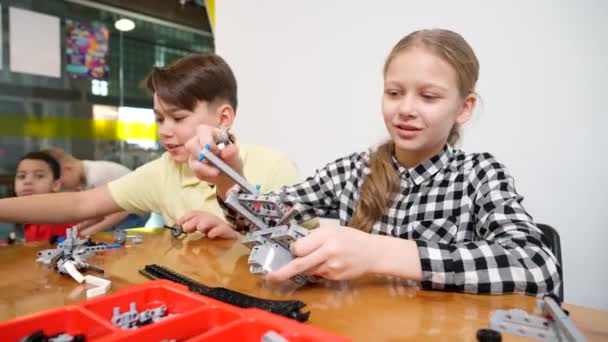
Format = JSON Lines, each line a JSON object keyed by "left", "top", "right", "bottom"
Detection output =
{"left": 198, "top": 145, "right": 313, "bottom": 285}
{"left": 225, "top": 191, "right": 268, "bottom": 231}
{"left": 48, "top": 334, "right": 78, "bottom": 342}
{"left": 111, "top": 302, "right": 168, "bottom": 329}
{"left": 114, "top": 230, "right": 127, "bottom": 244}
{"left": 126, "top": 234, "right": 143, "bottom": 244}
{"left": 198, "top": 147, "right": 258, "bottom": 195}
{"left": 262, "top": 331, "right": 290, "bottom": 342}
{"left": 489, "top": 296, "right": 586, "bottom": 341}
{"left": 36, "top": 227, "right": 106, "bottom": 273}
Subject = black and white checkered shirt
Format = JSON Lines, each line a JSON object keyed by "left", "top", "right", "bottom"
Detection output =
{"left": 272, "top": 144, "right": 560, "bottom": 296}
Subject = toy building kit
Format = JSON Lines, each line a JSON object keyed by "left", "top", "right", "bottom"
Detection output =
{"left": 36, "top": 227, "right": 111, "bottom": 298}
{"left": 486, "top": 295, "right": 586, "bottom": 341}
{"left": 197, "top": 134, "right": 313, "bottom": 286}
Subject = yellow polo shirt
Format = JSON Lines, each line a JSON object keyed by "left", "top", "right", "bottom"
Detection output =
{"left": 107, "top": 144, "right": 300, "bottom": 226}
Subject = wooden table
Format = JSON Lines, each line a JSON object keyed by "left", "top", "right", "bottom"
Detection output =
{"left": 0, "top": 229, "right": 606, "bottom": 341}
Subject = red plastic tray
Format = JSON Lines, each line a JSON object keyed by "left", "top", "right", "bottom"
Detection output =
{"left": 0, "top": 279, "right": 351, "bottom": 342}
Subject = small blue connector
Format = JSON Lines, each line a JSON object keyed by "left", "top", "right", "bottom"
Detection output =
{"left": 198, "top": 144, "right": 212, "bottom": 161}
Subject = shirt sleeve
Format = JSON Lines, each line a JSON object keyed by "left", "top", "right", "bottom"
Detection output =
{"left": 221, "top": 153, "right": 363, "bottom": 230}
{"left": 107, "top": 158, "right": 163, "bottom": 216}
{"left": 270, "top": 152, "right": 367, "bottom": 225}
{"left": 415, "top": 154, "right": 562, "bottom": 296}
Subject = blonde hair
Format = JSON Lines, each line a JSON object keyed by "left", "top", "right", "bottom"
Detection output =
{"left": 42, "top": 147, "right": 80, "bottom": 165}
{"left": 350, "top": 29, "right": 480, "bottom": 233}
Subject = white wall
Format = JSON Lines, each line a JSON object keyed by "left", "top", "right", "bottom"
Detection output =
{"left": 216, "top": 0, "right": 608, "bottom": 310}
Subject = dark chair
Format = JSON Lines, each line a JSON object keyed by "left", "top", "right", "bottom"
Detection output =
{"left": 537, "top": 223, "right": 564, "bottom": 302}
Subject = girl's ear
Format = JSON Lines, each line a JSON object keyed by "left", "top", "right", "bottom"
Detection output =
{"left": 216, "top": 104, "right": 236, "bottom": 129}
{"left": 456, "top": 93, "right": 476, "bottom": 125}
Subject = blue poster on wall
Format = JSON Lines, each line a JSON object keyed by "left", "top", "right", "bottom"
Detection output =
{"left": 65, "top": 19, "right": 109, "bottom": 80}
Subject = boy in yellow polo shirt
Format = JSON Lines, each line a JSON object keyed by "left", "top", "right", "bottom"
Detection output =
{"left": 0, "top": 54, "right": 300, "bottom": 239}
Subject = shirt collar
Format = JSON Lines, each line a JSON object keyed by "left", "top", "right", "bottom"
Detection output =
{"left": 178, "top": 160, "right": 216, "bottom": 201}
{"left": 391, "top": 144, "right": 454, "bottom": 186}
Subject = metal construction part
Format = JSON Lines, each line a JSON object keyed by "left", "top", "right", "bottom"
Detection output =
{"left": 198, "top": 143, "right": 313, "bottom": 285}
{"left": 262, "top": 331, "right": 289, "bottom": 342}
{"left": 113, "top": 230, "right": 127, "bottom": 244}
{"left": 19, "top": 330, "right": 85, "bottom": 342}
{"left": 114, "top": 230, "right": 143, "bottom": 244}
{"left": 36, "top": 227, "right": 106, "bottom": 275}
{"left": 111, "top": 302, "right": 168, "bottom": 330}
{"left": 163, "top": 225, "right": 185, "bottom": 238}
{"left": 489, "top": 295, "right": 586, "bottom": 341}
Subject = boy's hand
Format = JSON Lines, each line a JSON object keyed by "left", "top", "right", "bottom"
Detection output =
{"left": 176, "top": 210, "right": 239, "bottom": 239}
{"left": 185, "top": 125, "right": 244, "bottom": 198}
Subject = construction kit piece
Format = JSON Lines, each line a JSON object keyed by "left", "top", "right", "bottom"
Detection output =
{"left": 198, "top": 140, "right": 312, "bottom": 286}
{"left": 2, "top": 280, "right": 348, "bottom": 342}
{"left": 140, "top": 264, "right": 310, "bottom": 322}
{"left": 19, "top": 330, "right": 85, "bottom": 342}
{"left": 113, "top": 230, "right": 143, "bottom": 244}
{"left": 488, "top": 295, "right": 586, "bottom": 341}
{"left": 262, "top": 331, "right": 289, "bottom": 342}
{"left": 84, "top": 275, "right": 112, "bottom": 299}
{"left": 36, "top": 227, "right": 111, "bottom": 297}
{"left": 36, "top": 227, "right": 106, "bottom": 278}
{"left": 111, "top": 302, "right": 169, "bottom": 329}
{"left": 163, "top": 224, "right": 185, "bottom": 238}
{"left": 113, "top": 230, "right": 127, "bottom": 244}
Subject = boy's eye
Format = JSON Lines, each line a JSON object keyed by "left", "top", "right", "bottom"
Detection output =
{"left": 174, "top": 117, "right": 185, "bottom": 122}
{"left": 422, "top": 94, "right": 439, "bottom": 100}
{"left": 385, "top": 90, "right": 400, "bottom": 97}
{"left": 155, "top": 116, "right": 164, "bottom": 123}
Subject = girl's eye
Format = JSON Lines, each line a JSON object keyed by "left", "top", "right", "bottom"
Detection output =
{"left": 174, "top": 117, "right": 185, "bottom": 122}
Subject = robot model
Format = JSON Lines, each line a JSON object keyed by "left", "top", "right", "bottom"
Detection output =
{"left": 198, "top": 136, "right": 313, "bottom": 285}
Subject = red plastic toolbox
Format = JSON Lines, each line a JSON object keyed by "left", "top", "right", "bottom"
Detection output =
{"left": 0, "top": 279, "right": 351, "bottom": 341}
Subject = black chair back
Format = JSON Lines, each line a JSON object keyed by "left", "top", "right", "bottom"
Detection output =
{"left": 537, "top": 223, "right": 564, "bottom": 301}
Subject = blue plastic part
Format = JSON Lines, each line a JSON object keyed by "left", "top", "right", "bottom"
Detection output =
{"left": 255, "top": 185, "right": 261, "bottom": 191}
{"left": 57, "top": 236, "right": 66, "bottom": 243}
{"left": 198, "top": 144, "right": 212, "bottom": 161}
{"left": 103, "top": 243, "right": 122, "bottom": 249}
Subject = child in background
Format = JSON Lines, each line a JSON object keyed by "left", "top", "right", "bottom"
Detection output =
{"left": 187, "top": 29, "right": 561, "bottom": 296}
{"left": 43, "top": 147, "right": 148, "bottom": 234}
{"left": 14, "top": 152, "right": 73, "bottom": 242}
{"left": 0, "top": 54, "right": 301, "bottom": 239}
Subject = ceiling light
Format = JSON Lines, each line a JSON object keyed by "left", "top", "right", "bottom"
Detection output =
{"left": 114, "top": 18, "right": 135, "bottom": 32}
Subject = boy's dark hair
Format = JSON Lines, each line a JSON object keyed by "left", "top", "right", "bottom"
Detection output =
{"left": 17, "top": 152, "right": 62, "bottom": 180}
{"left": 143, "top": 54, "right": 238, "bottom": 112}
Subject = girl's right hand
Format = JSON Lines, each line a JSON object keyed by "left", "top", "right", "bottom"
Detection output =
{"left": 185, "top": 124, "right": 244, "bottom": 197}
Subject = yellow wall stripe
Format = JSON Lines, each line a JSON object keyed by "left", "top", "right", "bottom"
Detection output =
{"left": 0, "top": 115, "right": 157, "bottom": 141}
{"left": 205, "top": 0, "right": 215, "bottom": 32}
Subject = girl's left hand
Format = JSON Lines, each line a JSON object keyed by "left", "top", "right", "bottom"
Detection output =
{"left": 265, "top": 223, "right": 378, "bottom": 281}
